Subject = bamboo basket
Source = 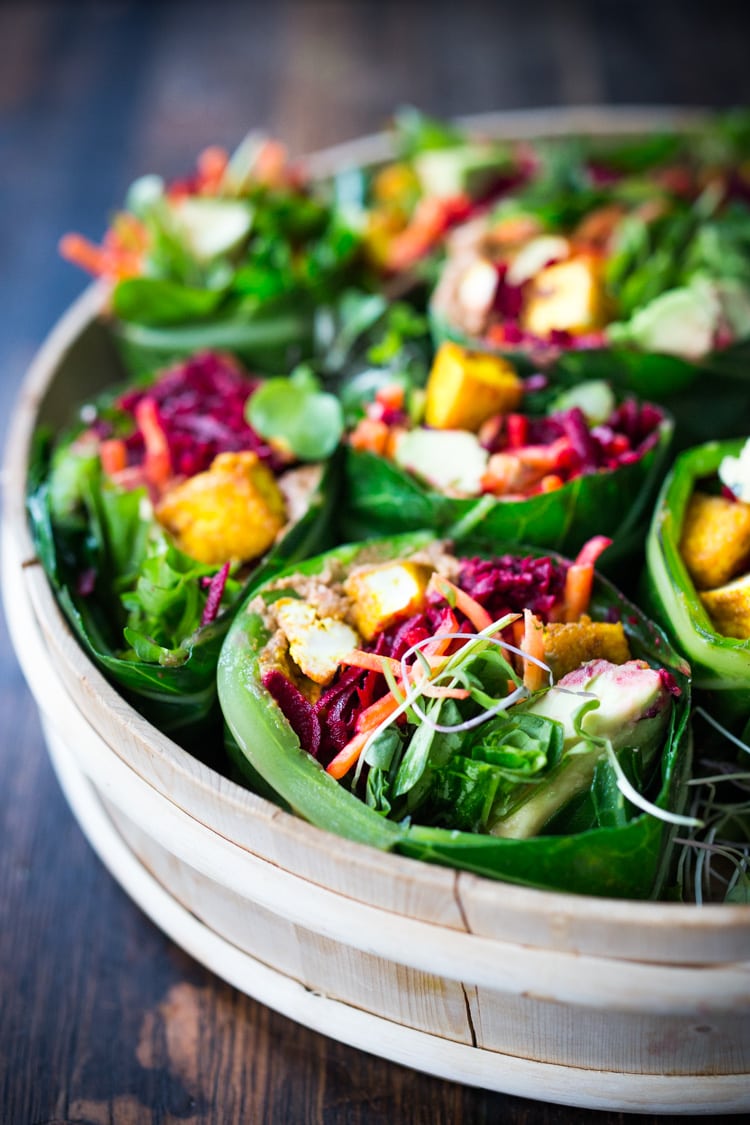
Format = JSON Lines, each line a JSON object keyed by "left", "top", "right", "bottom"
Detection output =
{"left": 4, "top": 110, "right": 750, "bottom": 1114}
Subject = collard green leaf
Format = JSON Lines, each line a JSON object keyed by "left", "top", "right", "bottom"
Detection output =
{"left": 112, "top": 278, "right": 226, "bottom": 327}
{"left": 27, "top": 437, "right": 339, "bottom": 747}
{"left": 218, "top": 534, "right": 691, "bottom": 898}
{"left": 340, "top": 409, "right": 672, "bottom": 569}
{"left": 644, "top": 438, "right": 750, "bottom": 738}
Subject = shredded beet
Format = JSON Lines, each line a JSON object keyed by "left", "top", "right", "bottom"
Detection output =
{"left": 117, "top": 352, "right": 283, "bottom": 477}
{"left": 458, "top": 554, "right": 568, "bottom": 623}
{"left": 480, "top": 400, "right": 663, "bottom": 484}
{"left": 262, "top": 670, "right": 322, "bottom": 758}
{"left": 76, "top": 567, "right": 97, "bottom": 597}
{"left": 658, "top": 668, "right": 682, "bottom": 698}
{"left": 200, "top": 562, "right": 230, "bottom": 626}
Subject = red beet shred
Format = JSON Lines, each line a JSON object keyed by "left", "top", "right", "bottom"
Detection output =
{"left": 117, "top": 351, "right": 283, "bottom": 477}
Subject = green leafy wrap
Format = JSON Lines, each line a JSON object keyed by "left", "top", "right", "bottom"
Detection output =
{"left": 645, "top": 438, "right": 750, "bottom": 740}
{"left": 218, "top": 531, "right": 692, "bottom": 898}
{"left": 340, "top": 407, "right": 672, "bottom": 566}
{"left": 26, "top": 429, "right": 339, "bottom": 750}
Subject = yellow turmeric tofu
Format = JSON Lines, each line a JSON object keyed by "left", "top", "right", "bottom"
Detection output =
{"left": 274, "top": 598, "right": 360, "bottom": 685}
{"left": 156, "top": 451, "right": 286, "bottom": 565}
{"left": 700, "top": 573, "right": 750, "bottom": 639}
{"left": 679, "top": 491, "right": 750, "bottom": 590}
{"left": 344, "top": 561, "right": 432, "bottom": 641}
{"left": 522, "top": 255, "right": 609, "bottom": 338}
{"left": 424, "top": 341, "right": 523, "bottom": 432}
{"left": 542, "top": 616, "right": 631, "bottom": 681}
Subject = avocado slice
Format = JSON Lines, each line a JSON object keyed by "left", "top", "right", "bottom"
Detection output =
{"left": 490, "top": 659, "right": 672, "bottom": 838}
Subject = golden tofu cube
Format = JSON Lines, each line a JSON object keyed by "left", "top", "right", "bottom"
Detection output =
{"left": 424, "top": 341, "right": 523, "bottom": 432}
{"left": 700, "top": 573, "right": 750, "bottom": 639}
{"left": 344, "top": 562, "right": 432, "bottom": 642}
{"left": 156, "top": 451, "right": 286, "bottom": 565}
{"left": 522, "top": 255, "right": 608, "bottom": 338}
{"left": 680, "top": 491, "right": 750, "bottom": 590}
{"left": 274, "top": 598, "right": 360, "bottom": 685}
{"left": 543, "top": 616, "right": 631, "bottom": 681}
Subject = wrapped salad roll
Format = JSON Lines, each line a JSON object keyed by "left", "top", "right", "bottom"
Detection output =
{"left": 219, "top": 532, "right": 691, "bottom": 897}
{"left": 357, "top": 108, "right": 525, "bottom": 277}
{"left": 341, "top": 340, "right": 672, "bottom": 562}
{"left": 60, "top": 135, "right": 364, "bottom": 377}
{"left": 646, "top": 436, "right": 750, "bottom": 739}
{"left": 429, "top": 116, "right": 750, "bottom": 444}
{"left": 27, "top": 351, "right": 338, "bottom": 744}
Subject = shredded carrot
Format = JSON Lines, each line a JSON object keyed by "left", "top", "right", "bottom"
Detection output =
{"left": 59, "top": 233, "right": 109, "bottom": 277}
{"left": 418, "top": 684, "right": 470, "bottom": 700}
{"left": 517, "top": 437, "right": 571, "bottom": 471}
{"left": 563, "top": 563, "right": 595, "bottom": 623}
{"left": 428, "top": 575, "right": 493, "bottom": 632}
{"left": 340, "top": 650, "right": 402, "bottom": 677}
{"left": 521, "top": 609, "right": 546, "bottom": 692}
{"left": 574, "top": 535, "right": 612, "bottom": 569}
{"left": 197, "top": 145, "right": 229, "bottom": 194}
{"left": 355, "top": 691, "right": 402, "bottom": 734}
{"left": 326, "top": 731, "right": 370, "bottom": 780}
{"left": 422, "top": 608, "right": 460, "bottom": 657}
{"left": 99, "top": 439, "right": 128, "bottom": 476}
{"left": 348, "top": 416, "right": 390, "bottom": 455}
{"left": 540, "top": 474, "right": 564, "bottom": 493}
{"left": 254, "top": 139, "right": 290, "bottom": 188}
{"left": 375, "top": 384, "right": 405, "bottom": 412}
{"left": 135, "top": 397, "right": 172, "bottom": 488}
{"left": 60, "top": 230, "right": 143, "bottom": 280}
{"left": 386, "top": 193, "right": 471, "bottom": 271}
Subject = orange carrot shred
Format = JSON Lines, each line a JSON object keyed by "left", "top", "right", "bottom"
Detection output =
{"left": 355, "top": 692, "right": 402, "bottom": 734}
{"left": 428, "top": 575, "right": 493, "bottom": 632}
{"left": 340, "top": 651, "right": 402, "bottom": 677}
{"left": 521, "top": 609, "right": 546, "bottom": 692}
{"left": 197, "top": 145, "right": 229, "bottom": 193}
{"left": 99, "top": 439, "right": 128, "bottom": 476}
{"left": 563, "top": 564, "right": 595, "bottom": 623}
{"left": 135, "top": 397, "right": 172, "bottom": 488}
{"left": 574, "top": 536, "right": 612, "bottom": 569}
{"left": 326, "top": 731, "right": 370, "bottom": 780}
{"left": 59, "top": 233, "right": 109, "bottom": 277}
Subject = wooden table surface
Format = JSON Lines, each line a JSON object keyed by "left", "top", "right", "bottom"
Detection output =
{"left": 2, "top": 2, "right": 749, "bottom": 1122}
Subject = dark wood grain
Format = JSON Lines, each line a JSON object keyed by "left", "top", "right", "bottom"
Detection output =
{"left": 2, "top": 2, "right": 750, "bottom": 1122}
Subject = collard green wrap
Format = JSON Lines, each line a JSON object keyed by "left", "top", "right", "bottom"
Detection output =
{"left": 218, "top": 531, "right": 692, "bottom": 898}
{"left": 27, "top": 437, "right": 339, "bottom": 746}
{"left": 645, "top": 438, "right": 750, "bottom": 740}
{"left": 340, "top": 406, "right": 672, "bottom": 566}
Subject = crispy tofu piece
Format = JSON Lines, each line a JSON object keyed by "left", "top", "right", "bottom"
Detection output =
{"left": 700, "top": 573, "right": 750, "bottom": 639}
{"left": 680, "top": 491, "right": 750, "bottom": 590}
{"left": 522, "top": 255, "right": 608, "bottom": 338}
{"left": 156, "top": 451, "right": 286, "bottom": 565}
{"left": 424, "top": 341, "right": 523, "bottom": 432}
{"left": 274, "top": 598, "right": 360, "bottom": 685}
{"left": 344, "top": 561, "right": 432, "bottom": 642}
{"left": 542, "top": 616, "right": 631, "bottom": 681}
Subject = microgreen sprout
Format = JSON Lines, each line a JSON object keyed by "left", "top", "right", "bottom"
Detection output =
{"left": 673, "top": 710, "right": 750, "bottom": 903}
